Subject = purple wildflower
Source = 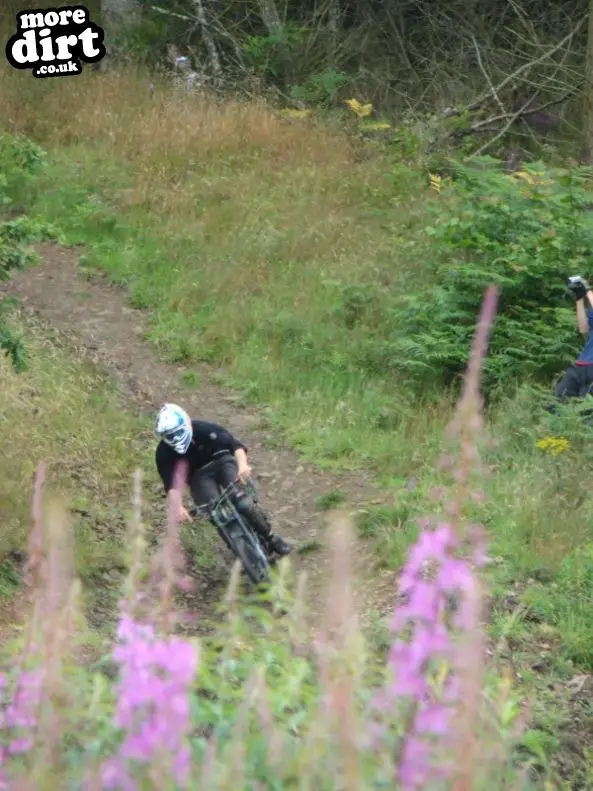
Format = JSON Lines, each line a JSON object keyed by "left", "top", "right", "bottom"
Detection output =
{"left": 101, "top": 610, "right": 199, "bottom": 789}
{"left": 0, "top": 673, "right": 6, "bottom": 790}
{"left": 0, "top": 665, "right": 44, "bottom": 789}
{"left": 382, "top": 521, "right": 484, "bottom": 790}
{"left": 0, "top": 667, "right": 44, "bottom": 757}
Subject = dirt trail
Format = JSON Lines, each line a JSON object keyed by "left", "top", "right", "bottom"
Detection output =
{"left": 3, "top": 243, "right": 399, "bottom": 631}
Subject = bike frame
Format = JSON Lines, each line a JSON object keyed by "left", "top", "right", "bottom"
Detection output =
{"left": 190, "top": 477, "right": 271, "bottom": 585}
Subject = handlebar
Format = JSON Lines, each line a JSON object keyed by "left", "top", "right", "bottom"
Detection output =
{"left": 188, "top": 476, "right": 256, "bottom": 520}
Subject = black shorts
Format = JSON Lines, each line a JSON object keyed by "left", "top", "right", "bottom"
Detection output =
{"left": 189, "top": 454, "right": 238, "bottom": 506}
{"left": 554, "top": 363, "right": 593, "bottom": 399}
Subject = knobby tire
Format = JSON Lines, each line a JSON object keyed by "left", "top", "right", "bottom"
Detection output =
{"left": 223, "top": 519, "right": 271, "bottom": 586}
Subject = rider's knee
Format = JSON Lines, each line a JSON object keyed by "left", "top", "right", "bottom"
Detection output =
{"left": 232, "top": 489, "right": 253, "bottom": 513}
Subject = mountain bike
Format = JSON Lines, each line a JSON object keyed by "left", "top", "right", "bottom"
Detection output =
{"left": 189, "top": 478, "right": 272, "bottom": 586}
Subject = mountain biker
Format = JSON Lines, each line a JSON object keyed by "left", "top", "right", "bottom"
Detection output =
{"left": 155, "top": 402, "right": 292, "bottom": 557}
{"left": 554, "top": 276, "right": 593, "bottom": 400}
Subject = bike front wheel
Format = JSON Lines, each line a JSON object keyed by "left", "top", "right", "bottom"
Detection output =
{"left": 222, "top": 519, "right": 271, "bottom": 586}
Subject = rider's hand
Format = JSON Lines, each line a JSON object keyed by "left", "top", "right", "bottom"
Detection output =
{"left": 237, "top": 463, "right": 252, "bottom": 483}
{"left": 178, "top": 506, "right": 192, "bottom": 523}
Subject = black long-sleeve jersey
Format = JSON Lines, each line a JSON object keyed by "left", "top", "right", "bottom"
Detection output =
{"left": 156, "top": 419, "right": 247, "bottom": 492}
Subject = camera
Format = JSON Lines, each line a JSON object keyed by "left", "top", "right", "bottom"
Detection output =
{"left": 568, "top": 275, "right": 589, "bottom": 293}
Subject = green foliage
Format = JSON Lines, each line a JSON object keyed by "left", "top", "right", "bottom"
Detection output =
{"left": 115, "top": 13, "right": 171, "bottom": 62}
{"left": 243, "top": 25, "right": 348, "bottom": 105}
{"left": 289, "top": 69, "right": 349, "bottom": 106}
{"left": 0, "top": 133, "right": 46, "bottom": 187}
{"left": 391, "top": 158, "right": 593, "bottom": 393}
{"left": 242, "top": 25, "right": 306, "bottom": 80}
{"left": 0, "top": 298, "right": 26, "bottom": 372}
{"left": 1, "top": 214, "right": 58, "bottom": 273}
{"left": 315, "top": 489, "right": 346, "bottom": 510}
{"left": 0, "top": 546, "right": 529, "bottom": 790}
{"left": 0, "top": 134, "right": 60, "bottom": 371}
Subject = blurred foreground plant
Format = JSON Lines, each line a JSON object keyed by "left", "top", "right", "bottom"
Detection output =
{"left": 0, "top": 288, "right": 533, "bottom": 789}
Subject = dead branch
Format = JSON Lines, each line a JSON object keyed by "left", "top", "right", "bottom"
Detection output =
{"left": 206, "top": 14, "right": 245, "bottom": 70}
{"left": 470, "top": 95, "right": 534, "bottom": 157}
{"left": 448, "top": 85, "right": 582, "bottom": 140}
{"left": 151, "top": 5, "right": 192, "bottom": 22}
{"left": 471, "top": 35, "right": 505, "bottom": 115}
{"left": 442, "top": 16, "right": 587, "bottom": 120}
{"left": 154, "top": 2, "right": 225, "bottom": 82}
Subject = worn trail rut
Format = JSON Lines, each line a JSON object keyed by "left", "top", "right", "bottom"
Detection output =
{"left": 3, "top": 243, "right": 399, "bottom": 631}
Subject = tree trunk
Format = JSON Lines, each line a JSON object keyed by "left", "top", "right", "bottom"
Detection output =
{"left": 190, "top": 0, "right": 223, "bottom": 83}
{"left": 100, "top": 0, "right": 139, "bottom": 66}
{"left": 327, "top": 0, "right": 341, "bottom": 67}
{"left": 257, "top": 0, "right": 293, "bottom": 87}
{"left": 582, "top": 0, "right": 593, "bottom": 162}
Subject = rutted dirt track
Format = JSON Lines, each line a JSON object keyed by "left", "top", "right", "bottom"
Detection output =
{"left": 3, "top": 243, "right": 398, "bottom": 631}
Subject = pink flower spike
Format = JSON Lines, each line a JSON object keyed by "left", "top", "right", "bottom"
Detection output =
{"left": 100, "top": 610, "right": 198, "bottom": 788}
{"left": 415, "top": 703, "right": 451, "bottom": 735}
{"left": 398, "top": 735, "right": 432, "bottom": 790}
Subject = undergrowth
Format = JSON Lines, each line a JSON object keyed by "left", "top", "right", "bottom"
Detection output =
{"left": 0, "top": 290, "right": 543, "bottom": 789}
{"left": 392, "top": 161, "right": 593, "bottom": 392}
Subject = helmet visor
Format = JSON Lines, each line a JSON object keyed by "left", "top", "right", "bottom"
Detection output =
{"left": 163, "top": 427, "right": 187, "bottom": 447}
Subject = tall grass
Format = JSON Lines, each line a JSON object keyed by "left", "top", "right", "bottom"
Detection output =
{"left": 0, "top": 288, "right": 536, "bottom": 789}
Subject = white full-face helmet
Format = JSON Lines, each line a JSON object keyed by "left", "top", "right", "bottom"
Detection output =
{"left": 156, "top": 403, "right": 193, "bottom": 454}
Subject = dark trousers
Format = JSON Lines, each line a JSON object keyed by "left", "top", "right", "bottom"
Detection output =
{"left": 189, "top": 455, "right": 273, "bottom": 539}
{"left": 554, "top": 363, "right": 593, "bottom": 399}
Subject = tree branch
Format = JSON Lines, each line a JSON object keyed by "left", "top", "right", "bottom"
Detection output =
{"left": 150, "top": 5, "right": 193, "bottom": 22}
{"left": 449, "top": 85, "right": 583, "bottom": 140}
{"left": 470, "top": 95, "right": 534, "bottom": 157}
{"left": 471, "top": 35, "right": 505, "bottom": 115}
{"left": 443, "top": 17, "right": 587, "bottom": 120}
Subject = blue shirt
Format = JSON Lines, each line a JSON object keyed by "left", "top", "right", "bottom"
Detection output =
{"left": 576, "top": 309, "right": 593, "bottom": 365}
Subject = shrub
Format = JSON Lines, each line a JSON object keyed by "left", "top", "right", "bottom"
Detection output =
{"left": 391, "top": 158, "right": 593, "bottom": 394}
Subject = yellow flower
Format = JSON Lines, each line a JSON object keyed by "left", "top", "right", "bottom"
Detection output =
{"left": 536, "top": 436, "right": 571, "bottom": 456}
{"left": 345, "top": 98, "right": 373, "bottom": 118}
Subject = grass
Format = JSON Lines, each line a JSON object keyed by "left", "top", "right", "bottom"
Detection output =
{"left": 0, "top": 310, "right": 152, "bottom": 598}
{"left": 0, "top": 66, "right": 442, "bottom": 481}
{"left": 315, "top": 490, "right": 346, "bottom": 511}
{"left": 2, "top": 61, "right": 593, "bottom": 783}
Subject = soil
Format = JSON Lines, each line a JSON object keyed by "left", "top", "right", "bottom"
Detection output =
{"left": 2, "top": 242, "right": 399, "bottom": 635}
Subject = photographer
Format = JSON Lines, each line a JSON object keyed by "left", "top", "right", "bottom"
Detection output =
{"left": 554, "top": 276, "right": 593, "bottom": 399}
